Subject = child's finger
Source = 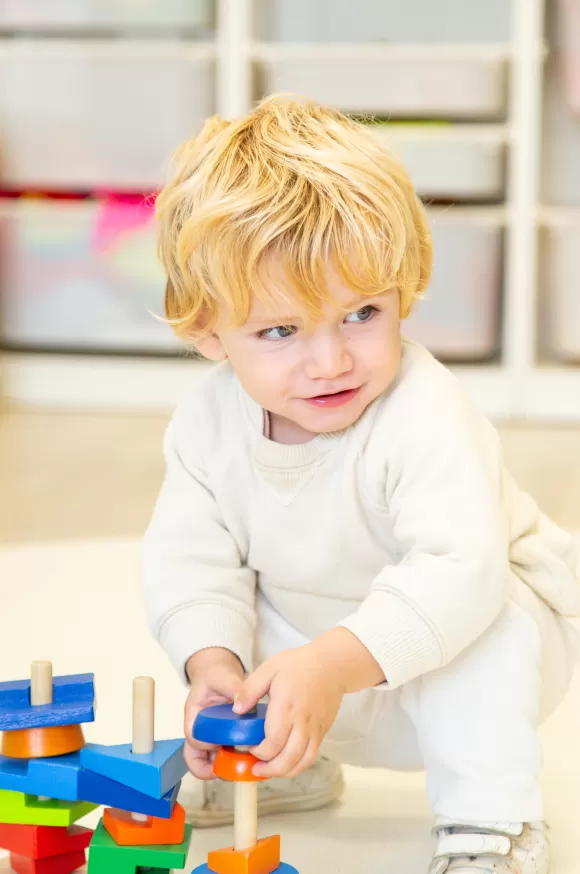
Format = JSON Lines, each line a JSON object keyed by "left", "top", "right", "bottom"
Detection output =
{"left": 186, "top": 734, "right": 217, "bottom": 752}
{"left": 184, "top": 741, "right": 218, "bottom": 781}
{"left": 285, "top": 738, "right": 319, "bottom": 778}
{"left": 249, "top": 702, "right": 292, "bottom": 763}
{"left": 184, "top": 704, "right": 215, "bottom": 750}
{"left": 208, "top": 664, "right": 246, "bottom": 702}
{"left": 252, "top": 727, "right": 307, "bottom": 779}
{"left": 233, "top": 661, "right": 276, "bottom": 714}
{"left": 185, "top": 669, "right": 245, "bottom": 743}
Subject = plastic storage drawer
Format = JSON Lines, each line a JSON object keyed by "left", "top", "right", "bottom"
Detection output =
{"left": 256, "top": 0, "right": 511, "bottom": 43}
{"left": 0, "top": 40, "right": 215, "bottom": 189}
{"left": 404, "top": 209, "right": 503, "bottom": 360}
{"left": 543, "top": 217, "right": 580, "bottom": 362}
{"left": 373, "top": 124, "right": 506, "bottom": 201}
{"left": 257, "top": 47, "right": 507, "bottom": 119}
{"left": 542, "top": 54, "right": 580, "bottom": 207}
{"left": 556, "top": 0, "right": 580, "bottom": 113}
{"left": 0, "top": 197, "right": 181, "bottom": 354}
{"left": 0, "top": 0, "right": 212, "bottom": 30}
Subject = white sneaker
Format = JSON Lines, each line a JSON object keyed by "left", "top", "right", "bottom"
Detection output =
{"left": 428, "top": 819, "right": 549, "bottom": 874}
{"left": 178, "top": 757, "right": 345, "bottom": 827}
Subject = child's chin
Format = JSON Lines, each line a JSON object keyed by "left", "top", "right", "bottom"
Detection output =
{"left": 306, "top": 407, "right": 366, "bottom": 433}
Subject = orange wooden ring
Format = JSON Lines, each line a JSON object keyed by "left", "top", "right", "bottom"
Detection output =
{"left": 208, "top": 835, "right": 281, "bottom": 874}
{"left": 103, "top": 802, "right": 186, "bottom": 846}
{"left": 213, "top": 747, "right": 267, "bottom": 783}
{"left": 1, "top": 725, "right": 85, "bottom": 759}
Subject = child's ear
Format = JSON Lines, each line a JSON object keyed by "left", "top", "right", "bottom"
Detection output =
{"left": 195, "top": 333, "right": 228, "bottom": 361}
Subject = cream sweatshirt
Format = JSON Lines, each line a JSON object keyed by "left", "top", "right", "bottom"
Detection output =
{"left": 142, "top": 339, "right": 580, "bottom": 689}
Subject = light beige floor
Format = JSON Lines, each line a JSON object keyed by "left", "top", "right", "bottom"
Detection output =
{"left": 1, "top": 408, "right": 580, "bottom": 543}
{"left": 0, "top": 536, "right": 578, "bottom": 872}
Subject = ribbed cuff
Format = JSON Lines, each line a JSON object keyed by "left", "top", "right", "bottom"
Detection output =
{"left": 157, "top": 603, "right": 255, "bottom": 685}
{"left": 339, "top": 591, "right": 443, "bottom": 689}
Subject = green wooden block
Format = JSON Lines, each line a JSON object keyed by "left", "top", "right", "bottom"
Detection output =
{"left": 0, "top": 788, "right": 98, "bottom": 826}
{"left": 88, "top": 819, "right": 192, "bottom": 873}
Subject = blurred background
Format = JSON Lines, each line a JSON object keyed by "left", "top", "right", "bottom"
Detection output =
{"left": 1, "top": 7, "right": 580, "bottom": 871}
{"left": 0, "top": 0, "right": 579, "bottom": 541}
{"left": 0, "top": 0, "right": 580, "bottom": 542}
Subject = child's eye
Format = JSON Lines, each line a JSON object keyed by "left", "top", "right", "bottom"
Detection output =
{"left": 258, "top": 325, "right": 296, "bottom": 341}
{"left": 344, "top": 305, "right": 378, "bottom": 324}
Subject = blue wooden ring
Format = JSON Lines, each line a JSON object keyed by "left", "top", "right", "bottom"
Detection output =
{"left": 192, "top": 704, "right": 267, "bottom": 746}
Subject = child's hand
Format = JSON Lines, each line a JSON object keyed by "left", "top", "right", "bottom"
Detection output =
{"left": 184, "top": 647, "right": 245, "bottom": 780}
{"left": 233, "top": 643, "right": 346, "bottom": 779}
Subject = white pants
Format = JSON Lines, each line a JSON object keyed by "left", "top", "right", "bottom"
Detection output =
{"left": 254, "top": 579, "right": 579, "bottom": 823}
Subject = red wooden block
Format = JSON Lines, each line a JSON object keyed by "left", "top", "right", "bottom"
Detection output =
{"left": 8, "top": 849, "right": 86, "bottom": 874}
{"left": 0, "top": 824, "right": 92, "bottom": 859}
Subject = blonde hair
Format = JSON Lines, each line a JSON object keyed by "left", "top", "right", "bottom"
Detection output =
{"left": 156, "top": 94, "right": 432, "bottom": 338}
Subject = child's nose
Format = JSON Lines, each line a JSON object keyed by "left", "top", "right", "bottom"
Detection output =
{"left": 305, "top": 334, "right": 353, "bottom": 380}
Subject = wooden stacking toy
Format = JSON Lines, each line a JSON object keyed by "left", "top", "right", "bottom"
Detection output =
{"left": 82, "top": 675, "right": 191, "bottom": 873}
{"left": 0, "top": 664, "right": 190, "bottom": 873}
{"left": 191, "top": 704, "right": 298, "bottom": 874}
{"left": 0, "top": 662, "right": 97, "bottom": 872}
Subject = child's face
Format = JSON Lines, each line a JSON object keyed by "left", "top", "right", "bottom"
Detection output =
{"left": 197, "top": 264, "right": 402, "bottom": 441}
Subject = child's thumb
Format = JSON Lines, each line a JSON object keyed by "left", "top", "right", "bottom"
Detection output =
{"left": 210, "top": 664, "right": 245, "bottom": 702}
{"left": 232, "top": 663, "right": 274, "bottom": 715}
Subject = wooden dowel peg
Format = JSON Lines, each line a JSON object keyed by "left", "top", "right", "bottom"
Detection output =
{"left": 31, "top": 661, "right": 53, "bottom": 706}
{"left": 132, "top": 676, "right": 155, "bottom": 755}
{"left": 234, "top": 782, "right": 258, "bottom": 851}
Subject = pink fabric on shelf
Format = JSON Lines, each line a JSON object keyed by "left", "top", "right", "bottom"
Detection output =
{"left": 92, "top": 194, "right": 156, "bottom": 253}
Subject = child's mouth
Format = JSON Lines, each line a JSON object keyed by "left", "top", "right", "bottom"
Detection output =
{"left": 303, "top": 387, "right": 361, "bottom": 408}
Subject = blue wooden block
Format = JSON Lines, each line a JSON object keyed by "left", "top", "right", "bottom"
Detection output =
{"left": 79, "top": 739, "right": 186, "bottom": 800}
{"left": 0, "top": 673, "right": 95, "bottom": 730}
{"left": 0, "top": 752, "right": 179, "bottom": 817}
{"left": 193, "top": 704, "right": 267, "bottom": 747}
{"left": 0, "top": 752, "right": 81, "bottom": 801}
{"left": 77, "top": 768, "right": 180, "bottom": 818}
{"left": 191, "top": 865, "right": 299, "bottom": 874}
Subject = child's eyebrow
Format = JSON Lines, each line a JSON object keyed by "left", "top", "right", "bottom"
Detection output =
{"left": 246, "top": 315, "right": 298, "bottom": 328}
{"left": 245, "top": 293, "right": 387, "bottom": 328}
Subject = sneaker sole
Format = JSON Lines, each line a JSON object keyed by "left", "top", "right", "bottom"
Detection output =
{"left": 183, "top": 770, "right": 345, "bottom": 828}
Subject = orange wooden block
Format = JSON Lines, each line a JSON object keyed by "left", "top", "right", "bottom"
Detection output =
{"left": 103, "top": 801, "right": 186, "bottom": 846}
{"left": 213, "top": 747, "right": 267, "bottom": 783}
{"left": 1, "top": 725, "right": 85, "bottom": 759}
{"left": 208, "top": 835, "right": 280, "bottom": 874}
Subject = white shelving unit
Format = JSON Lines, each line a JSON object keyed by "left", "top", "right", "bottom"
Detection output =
{"left": 2, "top": 0, "right": 580, "bottom": 421}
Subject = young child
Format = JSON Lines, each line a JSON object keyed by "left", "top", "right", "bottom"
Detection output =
{"left": 142, "top": 95, "right": 580, "bottom": 874}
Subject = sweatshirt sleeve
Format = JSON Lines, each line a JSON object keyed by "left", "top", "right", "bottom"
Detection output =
{"left": 339, "top": 381, "right": 510, "bottom": 689}
{"left": 142, "top": 410, "right": 256, "bottom": 683}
